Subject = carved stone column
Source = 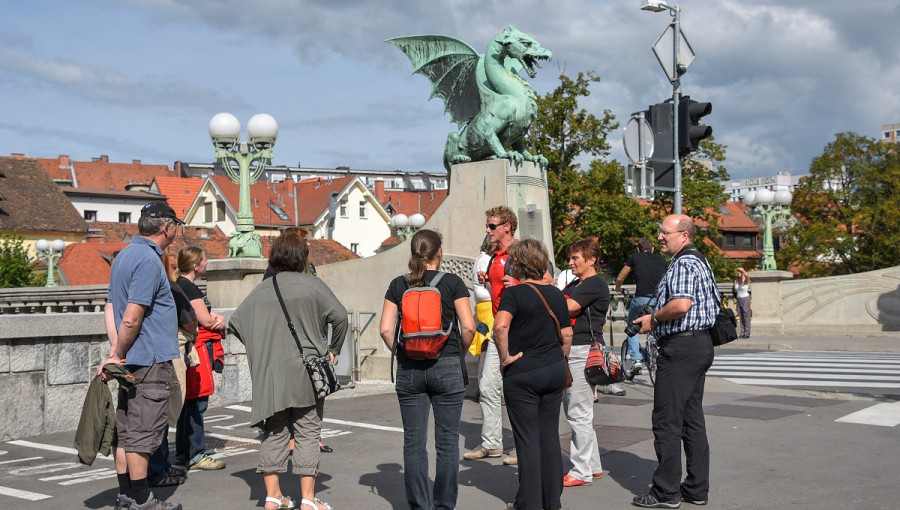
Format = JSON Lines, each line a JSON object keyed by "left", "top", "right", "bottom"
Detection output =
{"left": 746, "top": 270, "right": 794, "bottom": 335}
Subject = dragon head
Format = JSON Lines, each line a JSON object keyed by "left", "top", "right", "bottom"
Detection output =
{"left": 497, "top": 26, "right": 552, "bottom": 79}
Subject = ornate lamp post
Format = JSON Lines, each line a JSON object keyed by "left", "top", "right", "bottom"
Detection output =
{"left": 208, "top": 112, "right": 278, "bottom": 258}
{"left": 390, "top": 213, "right": 426, "bottom": 242}
{"left": 742, "top": 188, "right": 793, "bottom": 271}
{"left": 35, "top": 238, "right": 66, "bottom": 287}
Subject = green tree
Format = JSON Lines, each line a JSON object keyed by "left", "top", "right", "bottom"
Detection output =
{"left": 777, "top": 132, "right": 900, "bottom": 277}
{"left": 0, "top": 232, "right": 40, "bottom": 288}
{"left": 529, "top": 72, "right": 652, "bottom": 271}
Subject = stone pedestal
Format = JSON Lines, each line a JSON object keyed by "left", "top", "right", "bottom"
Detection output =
{"left": 746, "top": 270, "right": 794, "bottom": 335}
{"left": 205, "top": 258, "right": 269, "bottom": 309}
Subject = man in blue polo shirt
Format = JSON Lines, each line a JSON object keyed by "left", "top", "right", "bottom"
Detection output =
{"left": 104, "top": 201, "right": 183, "bottom": 510}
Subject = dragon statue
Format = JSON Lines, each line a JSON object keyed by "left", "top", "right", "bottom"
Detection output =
{"left": 387, "top": 27, "right": 552, "bottom": 171}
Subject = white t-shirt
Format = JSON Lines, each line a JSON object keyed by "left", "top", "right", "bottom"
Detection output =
{"left": 472, "top": 251, "right": 492, "bottom": 303}
{"left": 734, "top": 281, "right": 750, "bottom": 299}
{"left": 556, "top": 269, "right": 575, "bottom": 290}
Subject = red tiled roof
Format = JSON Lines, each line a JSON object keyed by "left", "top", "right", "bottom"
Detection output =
{"left": 293, "top": 176, "right": 359, "bottom": 224}
{"left": 210, "top": 175, "right": 322, "bottom": 227}
{"left": 153, "top": 176, "right": 204, "bottom": 220}
{"left": 24, "top": 154, "right": 178, "bottom": 190}
{"left": 58, "top": 242, "right": 128, "bottom": 286}
{"left": 378, "top": 189, "right": 447, "bottom": 219}
{"left": 0, "top": 157, "right": 89, "bottom": 233}
{"left": 67, "top": 221, "right": 359, "bottom": 285}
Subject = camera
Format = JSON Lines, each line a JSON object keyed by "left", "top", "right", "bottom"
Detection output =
{"left": 624, "top": 304, "right": 655, "bottom": 337}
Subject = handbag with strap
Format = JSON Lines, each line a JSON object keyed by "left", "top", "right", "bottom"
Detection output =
{"left": 272, "top": 274, "right": 341, "bottom": 399}
{"left": 583, "top": 308, "right": 626, "bottom": 386}
{"left": 523, "top": 283, "right": 573, "bottom": 388}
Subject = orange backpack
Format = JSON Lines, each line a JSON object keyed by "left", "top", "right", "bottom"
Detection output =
{"left": 396, "top": 272, "right": 453, "bottom": 359}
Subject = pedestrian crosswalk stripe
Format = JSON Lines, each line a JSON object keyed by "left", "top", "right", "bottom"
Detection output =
{"left": 835, "top": 402, "right": 900, "bottom": 427}
{"left": 0, "top": 485, "right": 52, "bottom": 501}
{"left": 709, "top": 351, "right": 900, "bottom": 389}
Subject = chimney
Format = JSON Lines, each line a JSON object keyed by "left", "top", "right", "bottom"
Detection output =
{"left": 374, "top": 179, "right": 385, "bottom": 201}
{"left": 11, "top": 153, "right": 25, "bottom": 159}
{"left": 132, "top": 159, "right": 141, "bottom": 165}
{"left": 60, "top": 155, "right": 70, "bottom": 168}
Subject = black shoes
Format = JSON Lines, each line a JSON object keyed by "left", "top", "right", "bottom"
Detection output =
{"left": 632, "top": 493, "right": 681, "bottom": 508}
{"left": 680, "top": 487, "right": 708, "bottom": 505}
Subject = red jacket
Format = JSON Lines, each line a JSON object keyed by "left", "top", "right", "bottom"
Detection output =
{"left": 185, "top": 326, "right": 224, "bottom": 399}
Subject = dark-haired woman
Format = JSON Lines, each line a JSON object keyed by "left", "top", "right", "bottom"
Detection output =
{"left": 229, "top": 233, "right": 348, "bottom": 510}
{"left": 496, "top": 239, "right": 572, "bottom": 510}
{"left": 379, "top": 229, "right": 475, "bottom": 510}
{"left": 560, "top": 238, "right": 609, "bottom": 487}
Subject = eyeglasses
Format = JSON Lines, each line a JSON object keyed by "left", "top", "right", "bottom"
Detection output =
{"left": 486, "top": 223, "right": 506, "bottom": 230}
{"left": 658, "top": 229, "right": 687, "bottom": 237}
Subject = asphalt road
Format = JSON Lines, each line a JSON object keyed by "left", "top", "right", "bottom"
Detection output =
{"left": 1, "top": 348, "right": 898, "bottom": 510}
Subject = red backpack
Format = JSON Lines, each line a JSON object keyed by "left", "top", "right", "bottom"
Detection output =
{"left": 396, "top": 272, "right": 454, "bottom": 359}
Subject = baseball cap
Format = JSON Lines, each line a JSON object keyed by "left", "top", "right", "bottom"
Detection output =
{"left": 141, "top": 201, "right": 185, "bottom": 225}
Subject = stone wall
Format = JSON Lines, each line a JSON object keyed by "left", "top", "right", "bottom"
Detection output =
{"left": 0, "top": 311, "right": 250, "bottom": 441}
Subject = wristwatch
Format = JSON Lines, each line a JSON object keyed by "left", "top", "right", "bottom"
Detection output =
{"left": 650, "top": 313, "right": 659, "bottom": 328}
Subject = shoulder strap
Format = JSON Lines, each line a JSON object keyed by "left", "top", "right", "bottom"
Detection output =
{"left": 272, "top": 274, "right": 320, "bottom": 357}
{"left": 428, "top": 271, "right": 446, "bottom": 287}
{"left": 671, "top": 248, "right": 723, "bottom": 308}
{"left": 524, "top": 283, "right": 563, "bottom": 346}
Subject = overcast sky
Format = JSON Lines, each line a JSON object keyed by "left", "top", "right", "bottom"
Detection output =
{"left": 1, "top": 0, "right": 898, "bottom": 181}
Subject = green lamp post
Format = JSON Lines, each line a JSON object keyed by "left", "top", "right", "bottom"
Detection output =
{"left": 742, "top": 188, "right": 793, "bottom": 271}
{"left": 35, "top": 238, "right": 65, "bottom": 287}
{"left": 208, "top": 112, "right": 278, "bottom": 258}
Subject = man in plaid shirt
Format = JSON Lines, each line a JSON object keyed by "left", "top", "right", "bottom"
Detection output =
{"left": 630, "top": 214, "right": 717, "bottom": 509}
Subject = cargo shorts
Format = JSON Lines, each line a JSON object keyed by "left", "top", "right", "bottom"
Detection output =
{"left": 113, "top": 361, "right": 174, "bottom": 454}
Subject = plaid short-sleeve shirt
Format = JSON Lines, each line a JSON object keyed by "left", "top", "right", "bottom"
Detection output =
{"left": 654, "top": 247, "right": 719, "bottom": 338}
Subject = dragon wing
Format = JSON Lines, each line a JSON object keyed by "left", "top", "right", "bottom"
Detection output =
{"left": 386, "top": 35, "right": 481, "bottom": 127}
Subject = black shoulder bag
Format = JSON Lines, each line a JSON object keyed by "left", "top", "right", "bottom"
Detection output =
{"left": 272, "top": 274, "right": 341, "bottom": 398}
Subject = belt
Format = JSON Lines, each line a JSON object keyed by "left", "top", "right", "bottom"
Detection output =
{"left": 658, "top": 329, "right": 709, "bottom": 343}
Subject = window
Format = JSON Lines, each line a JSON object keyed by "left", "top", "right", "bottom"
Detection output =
{"left": 84, "top": 210, "right": 97, "bottom": 222}
{"left": 268, "top": 203, "right": 290, "bottom": 221}
{"left": 203, "top": 202, "right": 213, "bottom": 222}
{"left": 118, "top": 212, "right": 131, "bottom": 223}
{"left": 725, "top": 234, "right": 735, "bottom": 246}
{"left": 743, "top": 236, "right": 753, "bottom": 248}
{"left": 339, "top": 201, "right": 348, "bottom": 217}
{"left": 216, "top": 201, "right": 226, "bottom": 221}
{"left": 885, "top": 132, "right": 891, "bottom": 140}
{"left": 350, "top": 243, "right": 359, "bottom": 254}
{"left": 359, "top": 200, "right": 367, "bottom": 218}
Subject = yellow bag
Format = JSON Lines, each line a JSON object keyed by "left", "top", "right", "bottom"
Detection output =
{"left": 469, "top": 301, "right": 495, "bottom": 356}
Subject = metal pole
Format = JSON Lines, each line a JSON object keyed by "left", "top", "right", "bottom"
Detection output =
{"left": 638, "top": 111, "right": 648, "bottom": 198}
{"left": 672, "top": 5, "right": 682, "bottom": 214}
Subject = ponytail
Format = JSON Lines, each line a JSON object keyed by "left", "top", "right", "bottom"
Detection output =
{"left": 405, "top": 229, "right": 442, "bottom": 287}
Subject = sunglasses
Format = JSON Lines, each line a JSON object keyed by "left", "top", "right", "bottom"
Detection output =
{"left": 486, "top": 223, "right": 506, "bottom": 230}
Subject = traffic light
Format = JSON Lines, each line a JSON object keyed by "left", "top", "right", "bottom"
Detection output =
{"left": 678, "top": 96, "right": 712, "bottom": 156}
{"left": 647, "top": 101, "right": 675, "bottom": 189}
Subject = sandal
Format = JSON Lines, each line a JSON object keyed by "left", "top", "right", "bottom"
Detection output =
{"left": 149, "top": 473, "right": 186, "bottom": 487}
{"left": 299, "top": 498, "right": 332, "bottom": 510}
{"left": 265, "top": 496, "right": 296, "bottom": 509}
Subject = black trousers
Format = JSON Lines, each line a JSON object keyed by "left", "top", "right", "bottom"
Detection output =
{"left": 650, "top": 332, "right": 714, "bottom": 501}
{"left": 503, "top": 359, "right": 568, "bottom": 510}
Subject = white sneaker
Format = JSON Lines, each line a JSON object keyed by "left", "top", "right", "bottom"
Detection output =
{"left": 601, "top": 384, "right": 626, "bottom": 396}
{"left": 632, "top": 361, "right": 643, "bottom": 375}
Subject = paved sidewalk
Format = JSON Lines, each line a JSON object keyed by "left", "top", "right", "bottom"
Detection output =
{"left": 717, "top": 332, "right": 900, "bottom": 353}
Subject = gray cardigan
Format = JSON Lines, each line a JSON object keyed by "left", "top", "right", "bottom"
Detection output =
{"left": 228, "top": 271, "right": 348, "bottom": 428}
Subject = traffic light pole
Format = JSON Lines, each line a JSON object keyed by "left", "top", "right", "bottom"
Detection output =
{"left": 671, "top": 5, "right": 682, "bottom": 214}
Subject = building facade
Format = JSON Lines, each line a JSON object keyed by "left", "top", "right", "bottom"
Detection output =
{"left": 722, "top": 171, "right": 807, "bottom": 202}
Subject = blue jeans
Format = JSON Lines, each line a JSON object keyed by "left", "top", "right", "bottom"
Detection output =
{"left": 395, "top": 355, "right": 466, "bottom": 510}
{"left": 175, "top": 396, "right": 208, "bottom": 466}
{"left": 626, "top": 296, "right": 656, "bottom": 361}
{"left": 176, "top": 340, "right": 213, "bottom": 466}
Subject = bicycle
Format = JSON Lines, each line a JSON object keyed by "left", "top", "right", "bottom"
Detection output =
{"left": 617, "top": 290, "right": 659, "bottom": 386}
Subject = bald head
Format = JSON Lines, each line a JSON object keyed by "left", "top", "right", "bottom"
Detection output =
{"left": 659, "top": 214, "right": 695, "bottom": 256}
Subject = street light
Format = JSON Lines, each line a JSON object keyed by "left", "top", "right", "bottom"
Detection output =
{"left": 208, "top": 112, "right": 278, "bottom": 258}
{"left": 743, "top": 189, "right": 793, "bottom": 271}
{"left": 641, "top": 0, "right": 687, "bottom": 214}
{"left": 35, "top": 238, "right": 66, "bottom": 287}
{"left": 391, "top": 213, "right": 426, "bottom": 241}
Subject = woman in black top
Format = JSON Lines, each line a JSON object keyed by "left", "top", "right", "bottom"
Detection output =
{"left": 379, "top": 229, "right": 475, "bottom": 510}
{"left": 561, "top": 239, "right": 610, "bottom": 487}
{"left": 495, "top": 239, "right": 573, "bottom": 510}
